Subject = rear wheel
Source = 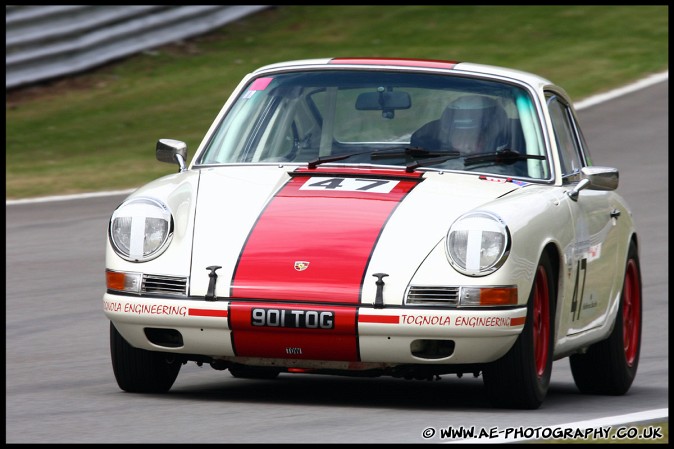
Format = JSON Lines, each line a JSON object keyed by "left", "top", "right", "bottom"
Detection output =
{"left": 569, "top": 240, "right": 641, "bottom": 395}
{"left": 483, "top": 252, "right": 555, "bottom": 409}
{"left": 110, "top": 322, "right": 181, "bottom": 393}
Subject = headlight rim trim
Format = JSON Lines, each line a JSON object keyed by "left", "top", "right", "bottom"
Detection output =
{"left": 445, "top": 210, "right": 511, "bottom": 277}
{"left": 108, "top": 197, "right": 175, "bottom": 263}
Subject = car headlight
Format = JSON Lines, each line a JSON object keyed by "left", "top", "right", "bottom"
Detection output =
{"left": 109, "top": 197, "right": 174, "bottom": 262}
{"left": 446, "top": 211, "right": 510, "bottom": 276}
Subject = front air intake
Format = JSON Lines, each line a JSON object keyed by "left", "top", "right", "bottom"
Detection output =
{"left": 410, "top": 339, "right": 455, "bottom": 359}
{"left": 142, "top": 274, "right": 188, "bottom": 295}
{"left": 144, "top": 328, "right": 184, "bottom": 348}
{"left": 406, "top": 286, "right": 460, "bottom": 306}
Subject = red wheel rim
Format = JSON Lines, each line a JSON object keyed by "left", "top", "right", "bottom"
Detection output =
{"left": 622, "top": 259, "right": 641, "bottom": 366}
{"left": 532, "top": 265, "right": 550, "bottom": 377}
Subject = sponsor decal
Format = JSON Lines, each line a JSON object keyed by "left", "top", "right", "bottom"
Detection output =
{"left": 104, "top": 300, "right": 230, "bottom": 319}
{"left": 478, "top": 175, "right": 528, "bottom": 187}
{"left": 104, "top": 300, "right": 187, "bottom": 317}
{"left": 582, "top": 296, "right": 598, "bottom": 310}
{"left": 587, "top": 243, "right": 601, "bottom": 262}
{"left": 358, "top": 313, "right": 525, "bottom": 327}
{"left": 402, "top": 314, "right": 452, "bottom": 326}
{"left": 454, "top": 316, "right": 524, "bottom": 327}
{"left": 248, "top": 77, "right": 273, "bottom": 91}
{"left": 242, "top": 77, "right": 274, "bottom": 99}
{"left": 479, "top": 175, "right": 512, "bottom": 183}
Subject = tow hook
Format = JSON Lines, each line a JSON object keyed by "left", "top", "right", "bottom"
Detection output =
{"left": 373, "top": 273, "right": 389, "bottom": 308}
{"left": 205, "top": 265, "right": 222, "bottom": 301}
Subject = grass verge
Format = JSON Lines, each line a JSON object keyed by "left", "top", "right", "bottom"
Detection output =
{"left": 6, "top": 5, "right": 668, "bottom": 199}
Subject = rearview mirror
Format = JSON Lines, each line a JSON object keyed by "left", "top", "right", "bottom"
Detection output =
{"left": 356, "top": 90, "right": 411, "bottom": 111}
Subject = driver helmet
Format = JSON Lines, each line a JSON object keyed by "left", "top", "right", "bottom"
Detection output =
{"left": 441, "top": 95, "right": 507, "bottom": 153}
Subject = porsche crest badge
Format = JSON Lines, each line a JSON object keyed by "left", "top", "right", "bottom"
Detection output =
{"left": 294, "top": 261, "right": 310, "bottom": 271}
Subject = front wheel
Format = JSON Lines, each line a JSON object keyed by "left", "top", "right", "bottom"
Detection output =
{"left": 110, "top": 322, "right": 181, "bottom": 393}
{"left": 483, "top": 252, "right": 555, "bottom": 409}
{"left": 569, "top": 240, "right": 642, "bottom": 395}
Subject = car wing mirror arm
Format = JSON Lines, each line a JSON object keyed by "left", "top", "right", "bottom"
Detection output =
{"left": 174, "top": 153, "right": 186, "bottom": 172}
{"left": 567, "top": 178, "right": 590, "bottom": 201}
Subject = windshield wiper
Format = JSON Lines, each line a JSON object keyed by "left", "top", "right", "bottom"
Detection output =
{"left": 307, "top": 152, "right": 363, "bottom": 168}
{"left": 464, "top": 148, "right": 545, "bottom": 166}
{"left": 370, "top": 146, "right": 455, "bottom": 159}
{"left": 404, "top": 148, "right": 544, "bottom": 173}
{"left": 307, "top": 146, "right": 448, "bottom": 169}
{"left": 405, "top": 152, "right": 461, "bottom": 172}
{"left": 307, "top": 147, "right": 544, "bottom": 170}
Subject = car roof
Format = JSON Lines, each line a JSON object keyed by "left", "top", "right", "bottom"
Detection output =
{"left": 251, "top": 57, "right": 556, "bottom": 92}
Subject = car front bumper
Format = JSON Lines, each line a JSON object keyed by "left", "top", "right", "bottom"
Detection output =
{"left": 104, "top": 293, "right": 527, "bottom": 366}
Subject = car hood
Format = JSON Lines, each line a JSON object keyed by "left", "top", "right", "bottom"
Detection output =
{"left": 189, "top": 166, "right": 520, "bottom": 303}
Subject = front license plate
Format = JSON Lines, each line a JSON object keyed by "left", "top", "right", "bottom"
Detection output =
{"left": 251, "top": 307, "right": 335, "bottom": 329}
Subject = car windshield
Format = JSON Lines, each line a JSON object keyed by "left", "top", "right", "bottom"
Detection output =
{"left": 197, "top": 70, "right": 550, "bottom": 179}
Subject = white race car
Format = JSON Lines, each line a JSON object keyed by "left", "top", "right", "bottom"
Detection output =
{"left": 103, "top": 57, "right": 641, "bottom": 409}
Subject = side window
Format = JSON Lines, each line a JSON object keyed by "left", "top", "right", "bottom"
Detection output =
{"left": 546, "top": 94, "right": 583, "bottom": 177}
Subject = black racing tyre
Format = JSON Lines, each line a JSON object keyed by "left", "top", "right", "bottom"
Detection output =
{"left": 569, "top": 240, "right": 642, "bottom": 395}
{"left": 483, "top": 252, "right": 555, "bottom": 409}
{"left": 228, "top": 364, "right": 281, "bottom": 379}
{"left": 110, "top": 322, "right": 181, "bottom": 393}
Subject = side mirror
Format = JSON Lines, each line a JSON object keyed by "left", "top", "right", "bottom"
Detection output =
{"left": 156, "top": 139, "right": 187, "bottom": 172}
{"left": 567, "top": 166, "right": 619, "bottom": 201}
{"left": 582, "top": 166, "right": 619, "bottom": 191}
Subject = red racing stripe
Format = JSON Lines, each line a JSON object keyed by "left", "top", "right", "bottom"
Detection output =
{"left": 231, "top": 168, "right": 422, "bottom": 303}
{"left": 188, "top": 308, "right": 228, "bottom": 318}
{"left": 329, "top": 57, "right": 458, "bottom": 70}
{"left": 358, "top": 315, "right": 400, "bottom": 324}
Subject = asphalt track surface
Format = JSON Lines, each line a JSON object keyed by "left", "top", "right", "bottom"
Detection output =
{"left": 5, "top": 77, "right": 668, "bottom": 444}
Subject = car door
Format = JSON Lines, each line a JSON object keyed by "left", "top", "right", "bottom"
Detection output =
{"left": 547, "top": 92, "right": 620, "bottom": 336}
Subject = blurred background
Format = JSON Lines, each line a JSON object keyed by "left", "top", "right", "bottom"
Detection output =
{"left": 5, "top": 5, "right": 668, "bottom": 200}
{"left": 6, "top": 5, "right": 271, "bottom": 90}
